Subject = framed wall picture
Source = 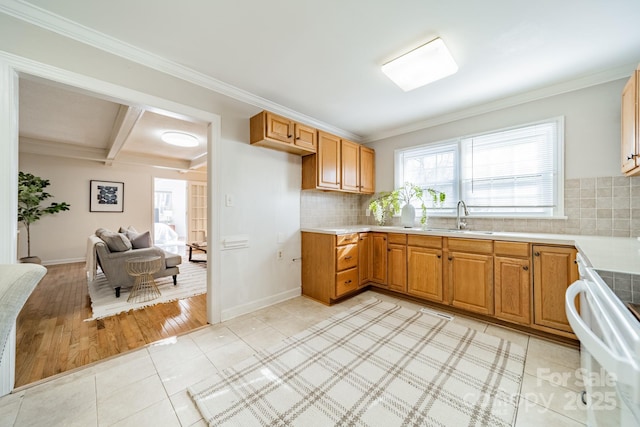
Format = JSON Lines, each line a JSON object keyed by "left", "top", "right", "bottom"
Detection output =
{"left": 90, "top": 180, "right": 124, "bottom": 212}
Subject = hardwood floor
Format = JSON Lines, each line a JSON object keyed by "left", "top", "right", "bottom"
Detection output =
{"left": 15, "top": 262, "right": 207, "bottom": 388}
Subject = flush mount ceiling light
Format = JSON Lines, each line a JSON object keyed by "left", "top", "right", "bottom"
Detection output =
{"left": 382, "top": 37, "right": 458, "bottom": 92}
{"left": 161, "top": 131, "right": 199, "bottom": 147}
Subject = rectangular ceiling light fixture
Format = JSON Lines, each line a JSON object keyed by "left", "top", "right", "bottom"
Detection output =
{"left": 382, "top": 37, "right": 458, "bottom": 92}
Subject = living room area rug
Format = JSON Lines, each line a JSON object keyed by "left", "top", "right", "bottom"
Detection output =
{"left": 86, "top": 261, "right": 206, "bottom": 320}
{"left": 188, "top": 298, "right": 526, "bottom": 426}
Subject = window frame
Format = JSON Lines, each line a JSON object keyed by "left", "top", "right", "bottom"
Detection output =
{"left": 394, "top": 117, "right": 565, "bottom": 219}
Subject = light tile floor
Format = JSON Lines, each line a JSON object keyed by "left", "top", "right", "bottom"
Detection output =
{"left": 0, "top": 290, "right": 587, "bottom": 426}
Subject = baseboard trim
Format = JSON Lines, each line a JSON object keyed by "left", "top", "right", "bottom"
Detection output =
{"left": 40, "top": 257, "right": 85, "bottom": 266}
{"left": 221, "top": 287, "right": 301, "bottom": 322}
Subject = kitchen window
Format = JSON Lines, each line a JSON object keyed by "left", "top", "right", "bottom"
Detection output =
{"left": 395, "top": 117, "right": 564, "bottom": 217}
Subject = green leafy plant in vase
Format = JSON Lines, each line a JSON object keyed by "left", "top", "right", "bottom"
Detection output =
{"left": 18, "top": 171, "right": 71, "bottom": 264}
{"left": 368, "top": 183, "right": 445, "bottom": 228}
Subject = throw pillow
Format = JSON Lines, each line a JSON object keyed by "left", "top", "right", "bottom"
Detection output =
{"left": 129, "top": 230, "right": 152, "bottom": 249}
{"left": 99, "top": 230, "right": 132, "bottom": 252}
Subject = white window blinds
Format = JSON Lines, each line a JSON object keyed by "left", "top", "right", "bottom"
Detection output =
{"left": 460, "top": 121, "right": 558, "bottom": 214}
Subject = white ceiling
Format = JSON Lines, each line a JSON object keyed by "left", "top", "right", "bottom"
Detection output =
{"left": 6, "top": 0, "right": 640, "bottom": 163}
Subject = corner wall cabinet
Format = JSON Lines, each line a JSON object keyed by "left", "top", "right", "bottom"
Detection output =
{"left": 302, "top": 131, "right": 375, "bottom": 194}
{"left": 250, "top": 111, "right": 317, "bottom": 155}
{"left": 622, "top": 65, "right": 640, "bottom": 175}
{"left": 302, "top": 231, "right": 578, "bottom": 341}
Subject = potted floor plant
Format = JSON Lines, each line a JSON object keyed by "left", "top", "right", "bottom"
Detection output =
{"left": 369, "top": 183, "right": 445, "bottom": 227}
{"left": 18, "top": 172, "right": 71, "bottom": 264}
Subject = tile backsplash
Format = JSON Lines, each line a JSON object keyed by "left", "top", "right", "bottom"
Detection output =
{"left": 300, "top": 174, "right": 640, "bottom": 303}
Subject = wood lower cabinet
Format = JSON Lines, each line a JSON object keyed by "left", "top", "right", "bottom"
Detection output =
{"left": 408, "top": 247, "right": 443, "bottom": 302}
{"left": 407, "top": 235, "right": 443, "bottom": 302}
{"left": 371, "top": 233, "right": 388, "bottom": 286}
{"left": 532, "top": 245, "right": 578, "bottom": 335}
{"left": 494, "top": 256, "right": 531, "bottom": 325}
{"left": 493, "top": 241, "right": 531, "bottom": 325}
{"left": 358, "top": 233, "right": 372, "bottom": 287}
{"left": 301, "top": 232, "right": 358, "bottom": 304}
{"left": 446, "top": 238, "right": 494, "bottom": 316}
{"left": 387, "top": 234, "right": 407, "bottom": 293}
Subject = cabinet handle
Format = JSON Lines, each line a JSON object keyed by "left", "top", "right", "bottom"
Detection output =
{"left": 345, "top": 280, "right": 352, "bottom": 284}
{"left": 448, "top": 256, "right": 453, "bottom": 261}
{"left": 523, "top": 266, "right": 529, "bottom": 271}
{"left": 437, "top": 255, "right": 441, "bottom": 259}
{"left": 534, "top": 252, "right": 540, "bottom": 256}
{"left": 627, "top": 153, "right": 637, "bottom": 160}
{"left": 288, "top": 134, "right": 293, "bottom": 138}
{"left": 344, "top": 256, "right": 352, "bottom": 260}
{"left": 296, "top": 136, "right": 301, "bottom": 140}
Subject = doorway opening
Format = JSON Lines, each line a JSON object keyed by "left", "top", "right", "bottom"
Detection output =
{"left": 154, "top": 177, "right": 187, "bottom": 254}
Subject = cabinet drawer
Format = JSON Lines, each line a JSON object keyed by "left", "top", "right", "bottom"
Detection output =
{"left": 336, "top": 244, "right": 358, "bottom": 271}
{"left": 407, "top": 235, "right": 442, "bottom": 249}
{"left": 336, "top": 233, "right": 358, "bottom": 246}
{"left": 494, "top": 241, "right": 530, "bottom": 257}
{"left": 387, "top": 233, "right": 407, "bottom": 245}
{"left": 447, "top": 238, "right": 493, "bottom": 254}
{"left": 336, "top": 268, "right": 358, "bottom": 297}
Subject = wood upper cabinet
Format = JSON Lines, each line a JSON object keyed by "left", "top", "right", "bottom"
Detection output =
{"left": 302, "top": 131, "right": 375, "bottom": 194}
{"left": 341, "top": 139, "right": 360, "bottom": 192}
{"left": 387, "top": 234, "right": 407, "bottom": 293}
{"left": 358, "top": 233, "right": 372, "bottom": 286}
{"left": 371, "top": 233, "right": 388, "bottom": 286}
{"left": 302, "top": 131, "right": 341, "bottom": 190}
{"left": 359, "top": 146, "right": 375, "bottom": 194}
{"left": 622, "top": 67, "right": 640, "bottom": 175}
{"left": 532, "top": 245, "right": 578, "bottom": 335}
{"left": 250, "top": 111, "right": 317, "bottom": 155}
{"left": 446, "top": 238, "right": 494, "bottom": 316}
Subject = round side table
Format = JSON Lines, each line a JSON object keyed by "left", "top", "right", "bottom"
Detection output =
{"left": 126, "top": 256, "right": 163, "bottom": 303}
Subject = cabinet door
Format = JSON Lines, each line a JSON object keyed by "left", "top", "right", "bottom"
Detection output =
{"left": 533, "top": 245, "right": 578, "bottom": 333}
{"left": 359, "top": 146, "right": 375, "bottom": 194}
{"left": 317, "top": 131, "right": 341, "bottom": 189}
{"left": 448, "top": 252, "right": 494, "bottom": 315}
{"left": 341, "top": 139, "right": 360, "bottom": 192}
{"left": 265, "top": 112, "right": 294, "bottom": 144}
{"left": 387, "top": 243, "right": 407, "bottom": 293}
{"left": 371, "top": 233, "right": 387, "bottom": 285}
{"left": 407, "top": 246, "right": 443, "bottom": 302}
{"left": 622, "top": 72, "right": 639, "bottom": 174}
{"left": 294, "top": 123, "right": 317, "bottom": 152}
{"left": 358, "top": 233, "right": 372, "bottom": 286}
{"left": 494, "top": 256, "right": 531, "bottom": 325}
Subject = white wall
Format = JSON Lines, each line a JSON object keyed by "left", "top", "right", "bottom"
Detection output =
{"left": 17, "top": 154, "right": 205, "bottom": 263}
{"left": 368, "top": 79, "right": 627, "bottom": 190}
{"left": 218, "top": 116, "right": 302, "bottom": 319}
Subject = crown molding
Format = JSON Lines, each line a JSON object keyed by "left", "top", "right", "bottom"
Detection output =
{"left": 0, "top": 0, "right": 361, "bottom": 141}
{"left": 362, "top": 63, "right": 634, "bottom": 143}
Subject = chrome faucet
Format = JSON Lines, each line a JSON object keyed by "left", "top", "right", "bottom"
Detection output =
{"left": 456, "top": 200, "right": 469, "bottom": 230}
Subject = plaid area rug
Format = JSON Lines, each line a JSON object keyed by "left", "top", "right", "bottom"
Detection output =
{"left": 188, "top": 299, "right": 525, "bottom": 426}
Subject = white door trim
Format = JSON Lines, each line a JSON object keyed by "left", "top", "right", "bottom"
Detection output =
{"left": 0, "top": 51, "right": 222, "bottom": 394}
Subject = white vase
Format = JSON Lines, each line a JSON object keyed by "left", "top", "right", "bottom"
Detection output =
{"left": 401, "top": 203, "right": 415, "bottom": 228}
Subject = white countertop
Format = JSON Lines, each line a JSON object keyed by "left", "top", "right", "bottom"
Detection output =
{"left": 301, "top": 225, "right": 640, "bottom": 276}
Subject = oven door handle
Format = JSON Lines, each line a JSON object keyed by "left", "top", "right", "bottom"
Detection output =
{"left": 566, "top": 280, "right": 632, "bottom": 378}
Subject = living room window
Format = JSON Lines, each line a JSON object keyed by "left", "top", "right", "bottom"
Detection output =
{"left": 395, "top": 117, "right": 564, "bottom": 217}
